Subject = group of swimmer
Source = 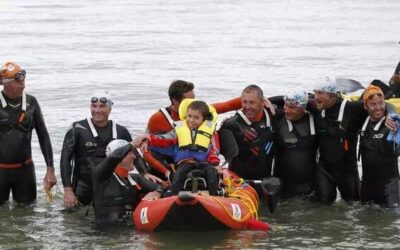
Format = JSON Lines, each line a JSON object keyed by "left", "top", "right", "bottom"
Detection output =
{"left": 1, "top": 60, "right": 400, "bottom": 224}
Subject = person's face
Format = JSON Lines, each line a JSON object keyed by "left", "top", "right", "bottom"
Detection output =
{"left": 171, "top": 90, "right": 195, "bottom": 110}
{"left": 314, "top": 90, "right": 336, "bottom": 110}
{"left": 91, "top": 102, "right": 111, "bottom": 125}
{"left": 365, "top": 94, "right": 385, "bottom": 121}
{"left": 241, "top": 90, "right": 263, "bottom": 119}
{"left": 186, "top": 108, "right": 204, "bottom": 129}
{"left": 284, "top": 103, "right": 305, "bottom": 121}
{"left": 3, "top": 78, "right": 25, "bottom": 99}
{"left": 121, "top": 151, "right": 136, "bottom": 170}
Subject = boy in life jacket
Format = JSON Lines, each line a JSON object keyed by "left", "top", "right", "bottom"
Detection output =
{"left": 149, "top": 99, "right": 220, "bottom": 196}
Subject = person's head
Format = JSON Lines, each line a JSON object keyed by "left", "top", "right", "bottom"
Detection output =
{"left": 0, "top": 61, "right": 26, "bottom": 99}
{"left": 106, "top": 139, "right": 136, "bottom": 170}
{"left": 313, "top": 77, "right": 339, "bottom": 110}
{"left": 186, "top": 100, "right": 212, "bottom": 129}
{"left": 284, "top": 90, "right": 308, "bottom": 121}
{"left": 363, "top": 84, "right": 385, "bottom": 121}
{"left": 91, "top": 90, "right": 113, "bottom": 126}
{"left": 241, "top": 85, "right": 264, "bottom": 120}
{"left": 168, "top": 80, "right": 195, "bottom": 108}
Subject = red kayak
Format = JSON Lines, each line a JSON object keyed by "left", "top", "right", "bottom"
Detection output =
{"left": 133, "top": 170, "right": 269, "bottom": 231}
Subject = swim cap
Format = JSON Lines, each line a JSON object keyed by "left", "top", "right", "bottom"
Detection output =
{"left": 314, "top": 77, "right": 338, "bottom": 94}
{"left": 106, "top": 139, "right": 129, "bottom": 157}
{"left": 284, "top": 89, "right": 309, "bottom": 108}
{"left": 91, "top": 90, "right": 113, "bottom": 107}
{"left": 0, "top": 61, "right": 22, "bottom": 78}
{"left": 363, "top": 84, "right": 384, "bottom": 103}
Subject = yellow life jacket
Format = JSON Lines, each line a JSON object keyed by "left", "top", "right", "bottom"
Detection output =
{"left": 174, "top": 99, "right": 218, "bottom": 162}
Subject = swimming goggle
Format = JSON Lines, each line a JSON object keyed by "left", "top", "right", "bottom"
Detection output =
{"left": 1, "top": 70, "right": 26, "bottom": 83}
{"left": 367, "top": 92, "right": 383, "bottom": 100}
{"left": 91, "top": 96, "right": 113, "bottom": 106}
{"left": 283, "top": 96, "right": 303, "bottom": 108}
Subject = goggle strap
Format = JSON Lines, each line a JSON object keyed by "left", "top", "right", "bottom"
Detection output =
{"left": 0, "top": 92, "right": 7, "bottom": 108}
{"left": 86, "top": 117, "right": 98, "bottom": 137}
{"left": 112, "top": 121, "right": 117, "bottom": 139}
{"left": 22, "top": 92, "right": 26, "bottom": 111}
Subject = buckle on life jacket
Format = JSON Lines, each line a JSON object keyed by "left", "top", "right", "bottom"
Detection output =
{"left": 0, "top": 158, "right": 32, "bottom": 169}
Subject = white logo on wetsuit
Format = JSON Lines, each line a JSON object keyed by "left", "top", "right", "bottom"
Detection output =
{"left": 373, "top": 134, "right": 384, "bottom": 139}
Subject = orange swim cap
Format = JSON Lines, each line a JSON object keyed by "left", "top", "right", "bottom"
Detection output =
{"left": 0, "top": 61, "right": 22, "bottom": 78}
{"left": 363, "top": 84, "right": 384, "bottom": 103}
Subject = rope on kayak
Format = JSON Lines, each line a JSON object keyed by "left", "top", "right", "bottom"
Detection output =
{"left": 205, "top": 177, "right": 259, "bottom": 222}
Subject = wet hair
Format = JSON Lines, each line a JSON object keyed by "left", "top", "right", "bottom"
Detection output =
{"left": 242, "top": 84, "right": 264, "bottom": 101}
{"left": 187, "top": 100, "right": 213, "bottom": 121}
{"left": 168, "top": 80, "right": 195, "bottom": 103}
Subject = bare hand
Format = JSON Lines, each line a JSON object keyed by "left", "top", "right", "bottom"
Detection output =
{"left": 145, "top": 173, "right": 163, "bottom": 183}
{"left": 63, "top": 187, "right": 79, "bottom": 208}
{"left": 43, "top": 167, "right": 57, "bottom": 189}
{"left": 385, "top": 115, "right": 398, "bottom": 132}
{"left": 264, "top": 98, "right": 276, "bottom": 116}
{"left": 131, "top": 134, "right": 151, "bottom": 149}
{"left": 142, "top": 191, "right": 161, "bottom": 201}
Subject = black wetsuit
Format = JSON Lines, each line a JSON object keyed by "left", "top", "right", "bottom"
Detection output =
{"left": 220, "top": 109, "right": 275, "bottom": 180}
{"left": 0, "top": 92, "right": 53, "bottom": 205}
{"left": 273, "top": 110, "right": 317, "bottom": 198}
{"left": 359, "top": 116, "right": 400, "bottom": 207}
{"left": 92, "top": 144, "right": 163, "bottom": 223}
{"left": 312, "top": 99, "right": 367, "bottom": 204}
{"left": 60, "top": 119, "right": 131, "bottom": 205}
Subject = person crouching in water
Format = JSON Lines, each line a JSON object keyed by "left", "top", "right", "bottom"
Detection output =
{"left": 149, "top": 99, "right": 220, "bottom": 196}
{"left": 359, "top": 85, "right": 400, "bottom": 207}
{"left": 92, "top": 135, "right": 164, "bottom": 223}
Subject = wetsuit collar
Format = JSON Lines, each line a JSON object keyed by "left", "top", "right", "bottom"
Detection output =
{"left": 86, "top": 118, "right": 117, "bottom": 139}
{"left": 0, "top": 91, "right": 26, "bottom": 111}
{"left": 238, "top": 109, "right": 270, "bottom": 127}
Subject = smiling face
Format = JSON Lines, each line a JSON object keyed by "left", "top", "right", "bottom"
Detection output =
{"left": 284, "top": 102, "right": 305, "bottom": 121}
{"left": 3, "top": 78, "right": 25, "bottom": 99}
{"left": 186, "top": 108, "right": 204, "bottom": 129}
{"left": 241, "top": 90, "right": 263, "bottom": 120}
{"left": 90, "top": 102, "right": 111, "bottom": 126}
{"left": 364, "top": 94, "right": 386, "bottom": 122}
{"left": 313, "top": 90, "right": 336, "bottom": 110}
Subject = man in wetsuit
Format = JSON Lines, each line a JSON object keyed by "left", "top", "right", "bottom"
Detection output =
{"left": 60, "top": 90, "right": 132, "bottom": 208}
{"left": 272, "top": 90, "right": 317, "bottom": 198}
{"left": 219, "top": 85, "right": 275, "bottom": 180}
{"left": 0, "top": 61, "right": 56, "bottom": 205}
{"left": 92, "top": 136, "right": 163, "bottom": 223}
{"left": 312, "top": 78, "right": 367, "bottom": 205}
{"left": 359, "top": 85, "right": 400, "bottom": 207}
{"left": 144, "top": 80, "right": 242, "bottom": 180}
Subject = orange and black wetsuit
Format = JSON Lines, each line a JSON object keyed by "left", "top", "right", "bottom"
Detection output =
{"left": 0, "top": 92, "right": 53, "bottom": 205}
{"left": 92, "top": 143, "right": 163, "bottom": 223}
{"left": 144, "top": 97, "right": 241, "bottom": 176}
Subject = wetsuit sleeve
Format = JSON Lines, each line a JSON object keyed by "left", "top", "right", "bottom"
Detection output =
{"left": 345, "top": 100, "right": 368, "bottom": 131}
{"left": 118, "top": 125, "right": 132, "bottom": 141}
{"left": 211, "top": 97, "right": 241, "bottom": 114}
{"left": 60, "top": 124, "right": 77, "bottom": 187}
{"left": 32, "top": 97, "right": 54, "bottom": 167}
{"left": 146, "top": 111, "right": 170, "bottom": 134}
{"left": 149, "top": 131, "right": 177, "bottom": 147}
{"left": 93, "top": 144, "right": 133, "bottom": 182}
{"left": 133, "top": 174, "right": 164, "bottom": 194}
{"left": 268, "top": 95, "right": 285, "bottom": 108}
